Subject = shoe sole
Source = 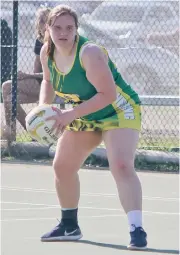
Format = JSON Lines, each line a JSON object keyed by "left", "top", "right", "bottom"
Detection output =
{"left": 127, "top": 245, "right": 147, "bottom": 250}
{"left": 41, "top": 234, "right": 83, "bottom": 242}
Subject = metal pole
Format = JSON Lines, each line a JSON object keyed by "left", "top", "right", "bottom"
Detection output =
{"left": 11, "top": 0, "right": 18, "bottom": 142}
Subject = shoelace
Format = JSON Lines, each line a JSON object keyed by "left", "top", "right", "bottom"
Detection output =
{"left": 56, "top": 218, "right": 63, "bottom": 227}
{"left": 131, "top": 224, "right": 145, "bottom": 235}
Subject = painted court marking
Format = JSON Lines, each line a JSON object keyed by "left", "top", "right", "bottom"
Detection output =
{"left": 1, "top": 186, "right": 179, "bottom": 201}
{"left": 1, "top": 201, "right": 179, "bottom": 216}
{"left": 1, "top": 177, "right": 179, "bottom": 224}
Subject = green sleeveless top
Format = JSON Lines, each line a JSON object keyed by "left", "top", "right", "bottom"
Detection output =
{"left": 48, "top": 35, "right": 141, "bottom": 121}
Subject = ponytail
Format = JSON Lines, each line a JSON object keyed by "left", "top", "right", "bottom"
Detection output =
{"left": 45, "top": 32, "right": 55, "bottom": 60}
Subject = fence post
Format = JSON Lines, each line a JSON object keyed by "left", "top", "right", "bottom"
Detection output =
{"left": 11, "top": 0, "right": 18, "bottom": 142}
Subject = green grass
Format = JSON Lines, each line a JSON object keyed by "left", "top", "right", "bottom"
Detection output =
{"left": 138, "top": 138, "right": 179, "bottom": 151}
{"left": 99, "top": 138, "right": 179, "bottom": 152}
{"left": 16, "top": 133, "right": 32, "bottom": 142}
{"left": 15, "top": 132, "right": 179, "bottom": 152}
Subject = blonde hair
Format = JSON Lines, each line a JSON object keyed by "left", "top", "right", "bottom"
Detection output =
{"left": 35, "top": 7, "right": 51, "bottom": 43}
{"left": 46, "top": 5, "right": 79, "bottom": 59}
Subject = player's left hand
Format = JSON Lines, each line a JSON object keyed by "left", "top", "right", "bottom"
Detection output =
{"left": 46, "top": 107, "right": 76, "bottom": 135}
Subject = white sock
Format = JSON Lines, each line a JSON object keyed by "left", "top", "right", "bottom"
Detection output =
{"left": 127, "top": 210, "right": 142, "bottom": 232}
{"left": 61, "top": 208, "right": 77, "bottom": 211}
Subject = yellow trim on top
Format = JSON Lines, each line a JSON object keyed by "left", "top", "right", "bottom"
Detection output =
{"left": 111, "top": 86, "right": 137, "bottom": 119}
{"left": 79, "top": 41, "right": 92, "bottom": 69}
{"left": 52, "top": 35, "right": 80, "bottom": 75}
{"left": 111, "top": 87, "right": 122, "bottom": 123}
{"left": 56, "top": 72, "right": 61, "bottom": 90}
{"left": 51, "top": 67, "right": 54, "bottom": 84}
{"left": 60, "top": 75, "right": 65, "bottom": 92}
{"left": 79, "top": 41, "right": 109, "bottom": 70}
{"left": 117, "top": 86, "right": 137, "bottom": 106}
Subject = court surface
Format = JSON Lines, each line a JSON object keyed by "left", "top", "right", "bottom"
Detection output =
{"left": 1, "top": 162, "right": 179, "bottom": 255}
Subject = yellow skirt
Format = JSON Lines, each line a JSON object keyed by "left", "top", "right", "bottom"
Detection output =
{"left": 66, "top": 104, "right": 141, "bottom": 132}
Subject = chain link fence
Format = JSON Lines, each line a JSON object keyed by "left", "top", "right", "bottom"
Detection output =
{"left": 1, "top": 0, "right": 179, "bottom": 159}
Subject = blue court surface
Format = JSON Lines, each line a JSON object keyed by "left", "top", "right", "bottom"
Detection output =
{"left": 1, "top": 162, "right": 179, "bottom": 255}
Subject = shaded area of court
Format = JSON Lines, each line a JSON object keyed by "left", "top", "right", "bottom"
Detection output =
{"left": 1, "top": 163, "right": 179, "bottom": 255}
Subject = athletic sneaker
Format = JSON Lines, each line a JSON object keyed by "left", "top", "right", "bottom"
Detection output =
{"left": 41, "top": 221, "right": 83, "bottom": 242}
{"left": 127, "top": 226, "right": 147, "bottom": 250}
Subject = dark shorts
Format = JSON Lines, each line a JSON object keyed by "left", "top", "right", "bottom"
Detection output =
{"left": 36, "top": 78, "right": 43, "bottom": 84}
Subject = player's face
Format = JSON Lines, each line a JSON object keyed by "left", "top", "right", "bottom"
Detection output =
{"left": 49, "top": 14, "right": 77, "bottom": 48}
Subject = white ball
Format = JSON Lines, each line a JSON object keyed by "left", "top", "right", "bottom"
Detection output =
{"left": 25, "top": 104, "right": 61, "bottom": 145}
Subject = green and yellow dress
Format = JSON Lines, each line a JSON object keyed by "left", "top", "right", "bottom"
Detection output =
{"left": 48, "top": 35, "right": 141, "bottom": 132}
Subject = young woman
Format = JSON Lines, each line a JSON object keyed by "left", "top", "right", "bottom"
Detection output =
{"left": 39, "top": 4, "right": 147, "bottom": 250}
{"left": 1, "top": 7, "right": 51, "bottom": 141}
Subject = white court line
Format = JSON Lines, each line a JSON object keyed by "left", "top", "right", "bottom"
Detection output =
{"left": 1, "top": 214, "right": 126, "bottom": 222}
{"left": 1, "top": 217, "right": 56, "bottom": 222}
{"left": 1, "top": 186, "right": 179, "bottom": 201}
{"left": 2, "top": 166, "right": 177, "bottom": 178}
{"left": 1, "top": 201, "right": 179, "bottom": 215}
{"left": 1, "top": 201, "right": 58, "bottom": 207}
{"left": 1, "top": 206, "right": 59, "bottom": 211}
{"left": 80, "top": 169, "right": 178, "bottom": 178}
{"left": 1, "top": 210, "right": 179, "bottom": 222}
{"left": 1, "top": 186, "right": 55, "bottom": 194}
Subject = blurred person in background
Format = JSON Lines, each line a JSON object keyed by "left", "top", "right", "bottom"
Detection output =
{"left": 1, "top": 7, "right": 64, "bottom": 142}
{"left": 1, "top": 18, "right": 12, "bottom": 86}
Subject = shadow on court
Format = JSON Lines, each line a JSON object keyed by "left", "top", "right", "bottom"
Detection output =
{"left": 77, "top": 240, "right": 179, "bottom": 254}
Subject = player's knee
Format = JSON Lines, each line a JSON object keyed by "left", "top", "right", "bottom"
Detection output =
{"left": 2, "top": 80, "right": 11, "bottom": 97}
{"left": 53, "top": 159, "right": 73, "bottom": 181}
{"left": 111, "top": 158, "right": 134, "bottom": 177}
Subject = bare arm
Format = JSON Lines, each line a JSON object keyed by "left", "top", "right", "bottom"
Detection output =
{"left": 33, "top": 55, "right": 43, "bottom": 75}
{"left": 39, "top": 43, "right": 55, "bottom": 105}
{"left": 73, "top": 44, "right": 117, "bottom": 118}
{"left": 19, "top": 55, "right": 43, "bottom": 79}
